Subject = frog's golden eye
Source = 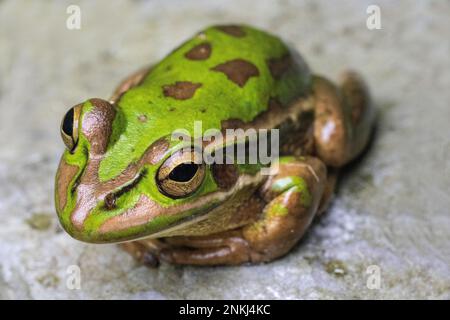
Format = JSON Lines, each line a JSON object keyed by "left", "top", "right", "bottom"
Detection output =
{"left": 60, "top": 104, "right": 82, "bottom": 152}
{"left": 157, "top": 149, "right": 205, "bottom": 198}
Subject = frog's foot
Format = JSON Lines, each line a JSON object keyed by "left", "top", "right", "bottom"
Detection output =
{"left": 313, "top": 71, "right": 375, "bottom": 167}
{"left": 158, "top": 156, "right": 327, "bottom": 266}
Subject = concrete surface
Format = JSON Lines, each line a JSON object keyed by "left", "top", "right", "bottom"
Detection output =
{"left": 0, "top": 0, "right": 449, "bottom": 299}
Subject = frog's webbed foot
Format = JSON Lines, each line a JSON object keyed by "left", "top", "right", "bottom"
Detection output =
{"left": 157, "top": 156, "right": 327, "bottom": 266}
{"left": 313, "top": 71, "right": 375, "bottom": 167}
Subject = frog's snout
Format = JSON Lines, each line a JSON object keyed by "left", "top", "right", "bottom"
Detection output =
{"left": 56, "top": 98, "right": 119, "bottom": 240}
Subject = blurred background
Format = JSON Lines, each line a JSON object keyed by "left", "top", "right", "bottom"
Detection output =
{"left": 0, "top": 0, "right": 448, "bottom": 299}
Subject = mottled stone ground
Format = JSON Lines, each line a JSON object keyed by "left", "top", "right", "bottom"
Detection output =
{"left": 0, "top": 0, "right": 449, "bottom": 299}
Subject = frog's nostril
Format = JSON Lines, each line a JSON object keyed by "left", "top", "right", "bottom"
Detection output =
{"left": 104, "top": 193, "right": 116, "bottom": 210}
{"left": 103, "top": 169, "right": 147, "bottom": 211}
{"left": 71, "top": 175, "right": 81, "bottom": 194}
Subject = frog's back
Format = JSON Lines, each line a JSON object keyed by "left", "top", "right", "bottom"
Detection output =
{"left": 119, "top": 25, "right": 311, "bottom": 137}
{"left": 99, "top": 25, "right": 313, "bottom": 180}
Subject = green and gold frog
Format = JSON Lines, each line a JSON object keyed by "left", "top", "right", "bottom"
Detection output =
{"left": 55, "top": 25, "right": 374, "bottom": 266}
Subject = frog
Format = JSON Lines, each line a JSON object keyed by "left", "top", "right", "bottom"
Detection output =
{"left": 55, "top": 25, "right": 374, "bottom": 266}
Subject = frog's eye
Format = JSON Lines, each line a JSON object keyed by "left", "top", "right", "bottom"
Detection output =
{"left": 60, "top": 104, "right": 82, "bottom": 152}
{"left": 157, "top": 150, "right": 205, "bottom": 198}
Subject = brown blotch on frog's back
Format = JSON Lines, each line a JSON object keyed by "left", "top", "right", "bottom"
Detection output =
{"left": 163, "top": 81, "right": 202, "bottom": 100}
{"left": 185, "top": 42, "right": 211, "bottom": 60}
{"left": 216, "top": 25, "right": 246, "bottom": 37}
{"left": 211, "top": 59, "right": 259, "bottom": 87}
{"left": 267, "top": 54, "right": 293, "bottom": 79}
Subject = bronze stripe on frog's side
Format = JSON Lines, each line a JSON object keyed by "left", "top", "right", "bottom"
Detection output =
{"left": 185, "top": 42, "right": 212, "bottom": 60}
{"left": 211, "top": 59, "right": 260, "bottom": 88}
{"left": 220, "top": 98, "right": 283, "bottom": 131}
{"left": 220, "top": 97, "right": 285, "bottom": 131}
{"left": 208, "top": 95, "right": 314, "bottom": 155}
{"left": 163, "top": 81, "right": 202, "bottom": 100}
{"left": 216, "top": 25, "right": 246, "bottom": 37}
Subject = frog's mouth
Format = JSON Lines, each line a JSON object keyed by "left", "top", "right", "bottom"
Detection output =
{"left": 97, "top": 187, "right": 229, "bottom": 242}
{"left": 144, "top": 200, "right": 224, "bottom": 239}
{"left": 96, "top": 171, "right": 265, "bottom": 242}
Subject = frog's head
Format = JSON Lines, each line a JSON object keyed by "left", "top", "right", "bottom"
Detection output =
{"left": 55, "top": 98, "right": 257, "bottom": 243}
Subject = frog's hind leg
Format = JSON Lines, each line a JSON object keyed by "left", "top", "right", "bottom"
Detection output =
{"left": 158, "top": 156, "right": 327, "bottom": 265}
{"left": 313, "top": 71, "right": 375, "bottom": 167}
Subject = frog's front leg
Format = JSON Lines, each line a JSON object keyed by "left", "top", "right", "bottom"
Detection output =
{"left": 120, "top": 238, "right": 169, "bottom": 268}
{"left": 158, "top": 156, "right": 327, "bottom": 265}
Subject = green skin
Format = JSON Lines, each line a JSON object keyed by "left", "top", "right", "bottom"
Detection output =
{"left": 56, "top": 25, "right": 313, "bottom": 243}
